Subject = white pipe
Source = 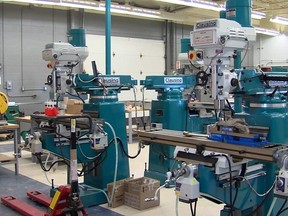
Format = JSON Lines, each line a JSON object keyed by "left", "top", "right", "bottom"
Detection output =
{"left": 105, "top": 121, "right": 119, "bottom": 205}
{"left": 267, "top": 197, "right": 277, "bottom": 216}
{"left": 145, "top": 184, "right": 166, "bottom": 202}
{"left": 44, "top": 151, "right": 53, "bottom": 185}
{"left": 83, "top": 121, "right": 118, "bottom": 205}
{"left": 175, "top": 195, "right": 179, "bottom": 216}
{"left": 86, "top": 187, "right": 110, "bottom": 204}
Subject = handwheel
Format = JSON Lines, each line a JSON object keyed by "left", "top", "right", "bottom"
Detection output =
{"left": 196, "top": 71, "right": 208, "bottom": 86}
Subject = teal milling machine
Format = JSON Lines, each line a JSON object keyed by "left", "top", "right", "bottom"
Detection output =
{"left": 141, "top": 75, "right": 195, "bottom": 184}
{"left": 138, "top": 0, "right": 288, "bottom": 215}
{"left": 31, "top": 28, "right": 137, "bottom": 207}
{"left": 141, "top": 49, "right": 217, "bottom": 184}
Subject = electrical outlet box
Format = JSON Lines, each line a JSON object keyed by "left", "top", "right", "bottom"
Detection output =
{"left": 5, "top": 81, "right": 12, "bottom": 90}
{"left": 196, "top": 51, "right": 204, "bottom": 60}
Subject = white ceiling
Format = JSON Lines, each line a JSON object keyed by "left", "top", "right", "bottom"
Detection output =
{"left": 110, "top": 0, "right": 288, "bottom": 32}
{"left": 4, "top": 0, "right": 288, "bottom": 33}
{"left": 125, "top": 0, "right": 288, "bottom": 19}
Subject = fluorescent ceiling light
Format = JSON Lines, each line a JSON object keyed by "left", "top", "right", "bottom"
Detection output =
{"left": 190, "top": 0, "right": 224, "bottom": 12}
{"left": 98, "top": 3, "right": 161, "bottom": 18}
{"left": 11, "top": 0, "right": 100, "bottom": 9}
{"left": 251, "top": 11, "right": 266, "bottom": 20}
{"left": 98, "top": 7, "right": 161, "bottom": 19}
{"left": 270, "top": 16, "right": 288, "bottom": 26}
{"left": 9, "top": 0, "right": 161, "bottom": 19}
{"left": 255, "top": 27, "right": 280, "bottom": 36}
{"left": 154, "top": 0, "right": 224, "bottom": 12}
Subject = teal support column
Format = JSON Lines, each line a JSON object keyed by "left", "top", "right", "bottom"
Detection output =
{"left": 234, "top": 96, "right": 243, "bottom": 113}
{"left": 106, "top": 0, "right": 111, "bottom": 75}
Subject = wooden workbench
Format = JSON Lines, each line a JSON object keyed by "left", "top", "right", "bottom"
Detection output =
{"left": 0, "top": 123, "right": 19, "bottom": 175}
{"left": 0, "top": 154, "right": 15, "bottom": 164}
{"left": 15, "top": 116, "right": 32, "bottom": 146}
{"left": 15, "top": 116, "right": 31, "bottom": 123}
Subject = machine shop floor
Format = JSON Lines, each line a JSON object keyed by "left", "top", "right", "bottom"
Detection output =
{"left": 0, "top": 139, "right": 223, "bottom": 216}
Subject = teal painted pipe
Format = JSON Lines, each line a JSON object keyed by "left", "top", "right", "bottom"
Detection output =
{"left": 234, "top": 95, "right": 243, "bottom": 113}
{"left": 226, "top": 0, "right": 251, "bottom": 69}
{"left": 219, "top": 10, "right": 226, "bottom": 18}
{"left": 234, "top": 50, "right": 242, "bottom": 69}
{"left": 106, "top": 0, "right": 111, "bottom": 75}
{"left": 226, "top": 0, "right": 251, "bottom": 27}
{"left": 68, "top": 29, "right": 86, "bottom": 47}
{"left": 180, "top": 38, "right": 192, "bottom": 53}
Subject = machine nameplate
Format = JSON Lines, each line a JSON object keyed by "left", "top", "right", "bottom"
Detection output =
{"left": 226, "top": 8, "right": 236, "bottom": 18}
{"left": 195, "top": 20, "right": 217, "bottom": 29}
{"left": 164, "top": 77, "right": 183, "bottom": 84}
{"left": 192, "top": 30, "right": 215, "bottom": 45}
{"left": 103, "top": 77, "right": 120, "bottom": 86}
{"left": 268, "top": 81, "right": 288, "bottom": 87}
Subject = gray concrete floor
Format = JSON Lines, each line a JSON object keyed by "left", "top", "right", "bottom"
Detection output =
{"left": 0, "top": 138, "right": 223, "bottom": 216}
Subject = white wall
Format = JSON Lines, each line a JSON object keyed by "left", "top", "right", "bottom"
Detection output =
{"left": 85, "top": 35, "right": 165, "bottom": 101}
{"left": 253, "top": 34, "right": 288, "bottom": 67}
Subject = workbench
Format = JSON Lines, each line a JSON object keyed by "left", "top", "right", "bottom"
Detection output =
{"left": 138, "top": 129, "right": 286, "bottom": 162}
{"left": 125, "top": 109, "right": 150, "bottom": 144}
{"left": 15, "top": 116, "right": 32, "bottom": 145}
{"left": 16, "top": 114, "right": 148, "bottom": 146}
{"left": 0, "top": 123, "right": 19, "bottom": 175}
{"left": 15, "top": 116, "right": 31, "bottom": 123}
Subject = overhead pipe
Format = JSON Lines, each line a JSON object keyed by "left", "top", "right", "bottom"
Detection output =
{"left": 7, "top": 94, "right": 37, "bottom": 99}
{"left": 106, "top": 0, "right": 111, "bottom": 75}
{"left": 164, "top": 20, "right": 168, "bottom": 75}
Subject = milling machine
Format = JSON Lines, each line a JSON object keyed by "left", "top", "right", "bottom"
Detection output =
{"left": 141, "top": 31, "right": 227, "bottom": 186}
{"left": 140, "top": 75, "right": 196, "bottom": 184}
{"left": 5, "top": 31, "right": 136, "bottom": 213}
{"left": 138, "top": 0, "right": 288, "bottom": 215}
{"left": 38, "top": 39, "right": 136, "bottom": 208}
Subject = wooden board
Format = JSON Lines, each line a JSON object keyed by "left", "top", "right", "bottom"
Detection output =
{"left": 15, "top": 116, "right": 32, "bottom": 123}
{"left": 0, "top": 123, "right": 19, "bottom": 130}
{"left": 0, "top": 154, "right": 15, "bottom": 163}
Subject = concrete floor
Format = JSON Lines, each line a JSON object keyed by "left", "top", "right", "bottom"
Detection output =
{"left": 0, "top": 138, "right": 224, "bottom": 216}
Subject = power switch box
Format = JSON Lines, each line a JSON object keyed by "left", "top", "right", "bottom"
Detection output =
{"left": 5, "top": 81, "right": 12, "bottom": 90}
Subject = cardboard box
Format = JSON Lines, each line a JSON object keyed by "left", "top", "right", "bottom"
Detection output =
{"left": 124, "top": 177, "right": 160, "bottom": 210}
{"left": 66, "top": 99, "right": 83, "bottom": 114}
{"left": 107, "top": 177, "right": 132, "bottom": 208}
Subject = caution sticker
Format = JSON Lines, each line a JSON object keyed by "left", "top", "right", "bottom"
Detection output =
{"left": 71, "top": 119, "right": 76, "bottom": 132}
{"left": 49, "top": 189, "right": 61, "bottom": 210}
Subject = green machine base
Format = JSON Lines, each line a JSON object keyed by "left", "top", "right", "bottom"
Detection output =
{"left": 79, "top": 184, "right": 108, "bottom": 207}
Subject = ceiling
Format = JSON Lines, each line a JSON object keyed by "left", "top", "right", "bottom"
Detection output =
{"left": 108, "top": 0, "right": 288, "bottom": 32}
{"left": 123, "top": 0, "right": 288, "bottom": 19}
{"left": 4, "top": 0, "right": 288, "bottom": 33}
{"left": 253, "top": 0, "right": 288, "bottom": 18}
